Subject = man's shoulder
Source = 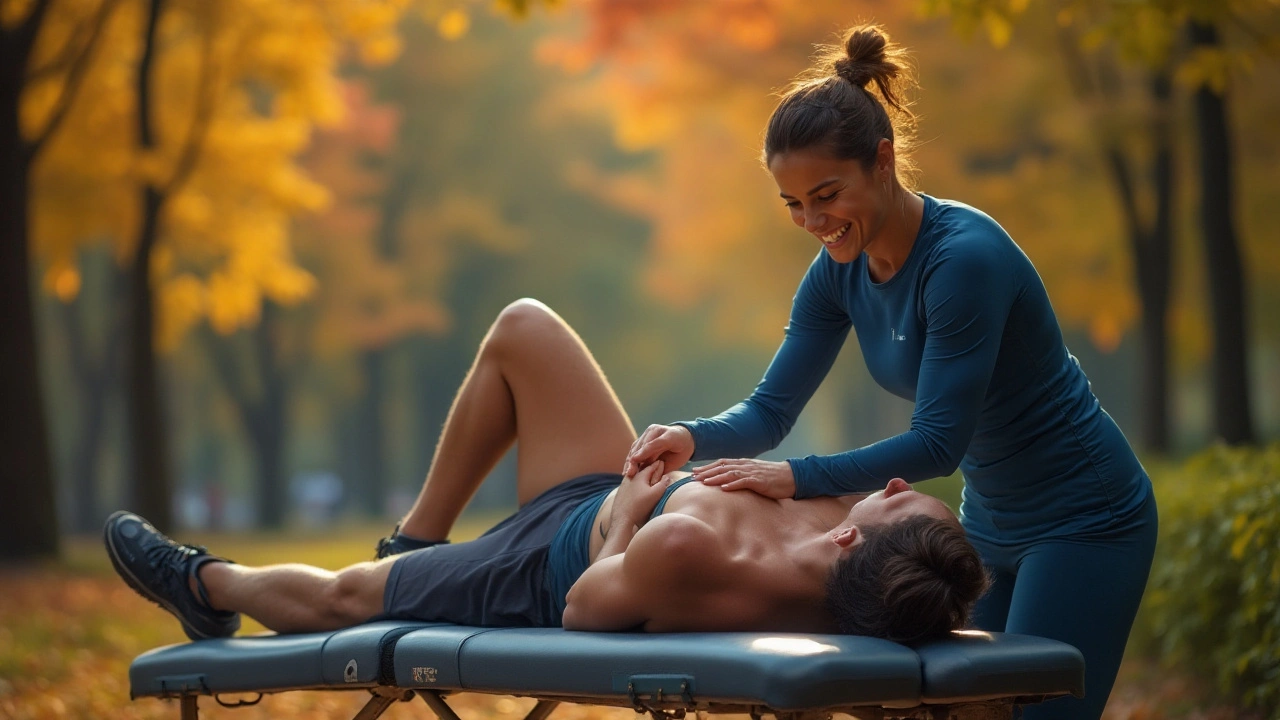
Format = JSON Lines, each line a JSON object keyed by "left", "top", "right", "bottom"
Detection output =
{"left": 628, "top": 514, "right": 726, "bottom": 576}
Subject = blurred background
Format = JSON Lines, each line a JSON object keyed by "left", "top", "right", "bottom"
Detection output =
{"left": 1, "top": 0, "right": 1278, "bottom": 716}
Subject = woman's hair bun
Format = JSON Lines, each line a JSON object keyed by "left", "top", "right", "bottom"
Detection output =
{"left": 833, "top": 27, "right": 890, "bottom": 89}
{"left": 828, "top": 24, "right": 910, "bottom": 115}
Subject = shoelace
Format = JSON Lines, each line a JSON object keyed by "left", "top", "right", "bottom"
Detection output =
{"left": 145, "top": 540, "right": 202, "bottom": 582}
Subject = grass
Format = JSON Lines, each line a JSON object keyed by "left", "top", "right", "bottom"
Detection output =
{"left": 0, "top": 518, "right": 1251, "bottom": 720}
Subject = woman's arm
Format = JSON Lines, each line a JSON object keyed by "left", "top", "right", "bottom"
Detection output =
{"left": 789, "top": 237, "right": 1016, "bottom": 498}
{"left": 625, "top": 256, "right": 850, "bottom": 476}
{"left": 680, "top": 258, "right": 852, "bottom": 460}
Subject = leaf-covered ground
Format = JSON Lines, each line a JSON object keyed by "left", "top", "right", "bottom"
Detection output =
{"left": 0, "top": 525, "right": 1248, "bottom": 720}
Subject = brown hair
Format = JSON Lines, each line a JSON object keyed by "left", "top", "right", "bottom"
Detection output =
{"left": 825, "top": 515, "right": 989, "bottom": 644}
{"left": 763, "top": 24, "right": 918, "bottom": 187}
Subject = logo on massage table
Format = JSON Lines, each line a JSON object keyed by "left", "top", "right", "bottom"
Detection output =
{"left": 413, "top": 666, "right": 438, "bottom": 683}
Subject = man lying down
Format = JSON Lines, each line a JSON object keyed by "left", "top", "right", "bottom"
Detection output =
{"left": 106, "top": 300, "right": 988, "bottom": 645}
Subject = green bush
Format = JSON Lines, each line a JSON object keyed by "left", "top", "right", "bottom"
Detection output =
{"left": 1133, "top": 444, "right": 1280, "bottom": 716}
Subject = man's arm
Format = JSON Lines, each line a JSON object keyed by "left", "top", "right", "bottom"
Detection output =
{"left": 562, "top": 513, "right": 723, "bottom": 631}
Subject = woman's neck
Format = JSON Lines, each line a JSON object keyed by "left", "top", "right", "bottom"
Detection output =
{"left": 865, "top": 186, "right": 924, "bottom": 283}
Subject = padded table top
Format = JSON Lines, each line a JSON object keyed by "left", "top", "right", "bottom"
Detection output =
{"left": 130, "top": 624, "right": 1084, "bottom": 711}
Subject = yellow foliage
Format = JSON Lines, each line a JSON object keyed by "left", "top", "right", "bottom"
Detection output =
{"left": 984, "top": 13, "right": 1013, "bottom": 48}
{"left": 297, "top": 79, "right": 455, "bottom": 356}
{"left": 27, "top": 0, "right": 413, "bottom": 352}
{"left": 540, "top": 0, "right": 1152, "bottom": 349}
{"left": 156, "top": 273, "right": 206, "bottom": 352}
{"left": 44, "top": 262, "right": 83, "bottom": 302}
{"left": 1177, "top": 47, "right": 1237, "bottom": 93}
{"left": 1, "top": 0, "right": 38, "bottom": 28}
{"left": 438, "top": 9, "right": 470, "bottom": 40}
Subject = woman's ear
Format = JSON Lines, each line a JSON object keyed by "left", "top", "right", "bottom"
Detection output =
{"left": 877, "top": 138, "right": 895, "bottom": 180}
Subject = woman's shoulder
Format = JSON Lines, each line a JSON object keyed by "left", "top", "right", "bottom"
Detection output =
{"left": 922, "top": 194, "right": 1014, "bottom": 247}
{"left": 919, "top": 194, "right": 1028, "bottom": 269}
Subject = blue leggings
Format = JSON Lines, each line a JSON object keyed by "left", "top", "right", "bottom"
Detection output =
{"left": 968, "top": 493, "right": 1158, "bottom": 720}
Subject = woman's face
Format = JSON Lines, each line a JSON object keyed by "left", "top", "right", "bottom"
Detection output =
{"left": 767, "top": 145, "right": 891, "bottom": 264}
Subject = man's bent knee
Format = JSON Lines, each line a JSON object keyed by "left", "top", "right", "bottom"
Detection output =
{"left": 486, "top": 299, "right": 565, "bottom": 355}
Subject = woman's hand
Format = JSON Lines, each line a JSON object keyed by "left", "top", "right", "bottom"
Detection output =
{"left": 692, "top": 459, "right": 796, "bottom": 499}
{"left": 611, "top": 461, "right": 670, "bottom": 528}
{"left": 624, "top": 424, "right": 695, "bottom": 478}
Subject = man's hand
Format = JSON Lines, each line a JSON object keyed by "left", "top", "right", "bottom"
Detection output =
{"left": 623, "top": 425, "right": 694, "bottom": 477}
{"left": 692, "top": 459, "right": 796, "bottom": 499}
{"left": 611, "top": 461, "right": 670, "bottom": 529}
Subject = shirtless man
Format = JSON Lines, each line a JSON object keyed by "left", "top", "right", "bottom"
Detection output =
{"left": 105, "top": 300, "right": 987, "bottom": 643}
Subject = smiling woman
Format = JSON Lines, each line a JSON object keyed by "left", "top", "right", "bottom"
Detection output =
{"left": 623, "top": 23, "right": 1158, "bottom": 720}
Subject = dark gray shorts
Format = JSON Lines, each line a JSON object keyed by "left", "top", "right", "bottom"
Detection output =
{"left": 381, "top": 473, "right": 622, "bottom": 628}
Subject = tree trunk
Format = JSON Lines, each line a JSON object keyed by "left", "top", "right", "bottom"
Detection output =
{"left": 249, "top": 303, "right": 287, "bottom": 528}
{"left": 127, "top": 0, "right": 174, "bottom": 528}
{"left": 1188, "top": 21, "right": 1255, "bottom": 445}
{"left": 0, "top": 37, "right": 59, "bottom": 562}
{"left": 127, "top": 187, "right": 173, "bottom": 527}
{"left": 1055, "top": 32, "right": 1176, "bottom": 452}
{"left": 355, "top": 349, "right": 388, "bottom": 517}
{"left": 1130, "top": 72, "right": 1175, "bottom": 453}
{"left": 62, "top": 262, "right": 125, "bottom": 533}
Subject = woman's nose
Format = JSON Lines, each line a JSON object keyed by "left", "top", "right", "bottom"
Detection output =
{"left": 803, "top": 209, "right": 824, "bottom": 233}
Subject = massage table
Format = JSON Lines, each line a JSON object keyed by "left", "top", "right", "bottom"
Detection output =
{"left": 129, "top": 622, "right": 1084, "bottom": 720}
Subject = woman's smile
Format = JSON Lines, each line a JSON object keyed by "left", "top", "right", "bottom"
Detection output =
{"left": 820, "top": 223, "right": 852, "bottom": 247}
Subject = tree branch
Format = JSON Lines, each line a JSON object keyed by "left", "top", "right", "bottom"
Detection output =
{"left": 24, "top": 7, "right": 94, "bottom": 83}
{"left": 1053, "top": 23, "right": 1096, "bottom": 101}
{"left": 162, "top": 8, "right": 219, "bottom": 196}
{"left": 9, "top": 0, "right": 54, "bottom": 55}
{"left": 27, "top": 0, "right": 121, "bottom": 159}
{"left": 203, "top": 326, "right": 258, "bottom": 423}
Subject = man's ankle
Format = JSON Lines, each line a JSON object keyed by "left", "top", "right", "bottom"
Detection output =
{"left": 190, "top": 559, "right": 232, "bottom": 612}
{"left": 395, "top": 528, "right": 447, "bottom": 547}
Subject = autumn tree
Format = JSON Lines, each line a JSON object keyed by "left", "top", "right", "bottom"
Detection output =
{"left": 546, "top": 0, "right": 1276, "bottom": 450}
{"left": 7, "top": 0, "right": 409, "bottom": 551}
{"left": 0, "top": 0, "right": 120, "bottom": 561}
{"left": 292, "top": 78, "right": 451, "bottom": 522}
{"left": 924, "top": 0, "right": 1275, "bottom": 445}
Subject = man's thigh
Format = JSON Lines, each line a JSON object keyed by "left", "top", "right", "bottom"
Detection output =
{"left": 501, "top": 302, "right": 636, "bottom": 503}
{"left": 381, "top": 475, "right": 617, "bottom": 627}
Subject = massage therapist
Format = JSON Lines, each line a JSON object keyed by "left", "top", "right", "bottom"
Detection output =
{"left": 622, "top": 24, "right": 1157, "bottom": 720}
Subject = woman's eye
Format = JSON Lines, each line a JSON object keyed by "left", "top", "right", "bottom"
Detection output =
{"left": 784, "top": 201, "right": 800, "bottom": 209}
{"left": 817, "top": 192, "right": 838, "bottom": 202}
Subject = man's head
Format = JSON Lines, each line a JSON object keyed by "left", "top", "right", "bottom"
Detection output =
{"left": 824, "top": 481, "right": 989, "bottom": 643}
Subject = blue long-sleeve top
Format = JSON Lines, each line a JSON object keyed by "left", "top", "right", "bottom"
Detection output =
{"left": 679, "top": 194, "right": 1151, "bottom": 543}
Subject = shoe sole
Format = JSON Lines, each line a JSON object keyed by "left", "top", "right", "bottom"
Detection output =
{"left": 103, "top": 510, "right": 224, "bottom": 641}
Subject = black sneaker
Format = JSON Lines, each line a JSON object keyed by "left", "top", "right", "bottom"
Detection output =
{"left": 103, "top": 511, "right": 240, "bottom": 641}
{"left": 374, "top": 524, "right": 449, "bottom": 559}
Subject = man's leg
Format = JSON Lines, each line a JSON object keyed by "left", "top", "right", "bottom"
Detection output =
{"left": 396, "top": 299, "right": 637, "bottom": 543}
{"left": 197, "top": 558, "right": 393, "bottom": 634}
{"left": 105, "top": 511, "right": 389, "bottom": 638}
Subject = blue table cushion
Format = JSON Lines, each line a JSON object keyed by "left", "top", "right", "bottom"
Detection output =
{"left": 395, "top": 628, "right": 923, "bottom": 710}
{"left": 129, "top": 621, "right": 433, "bottom": 698}
{"left": 917, "top": 630, "right": 1086, "bottom": 703}
{"left": 130, "top": 624, "right": 1086, "bottom": 712}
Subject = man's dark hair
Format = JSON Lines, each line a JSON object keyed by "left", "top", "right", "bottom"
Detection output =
{"left": 825, "top": 515, "right": 990, "bottom": 644}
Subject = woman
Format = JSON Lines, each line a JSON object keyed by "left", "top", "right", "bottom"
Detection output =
{"left": 622, "top": 25, "right": 1157, "bottom": 720}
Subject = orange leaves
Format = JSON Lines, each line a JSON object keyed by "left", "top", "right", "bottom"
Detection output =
{"left": 540, "top": 0, "right": 1181, "bottom": 354}
{"left": 299, "top": 78, "right": 456, "bottom": 355}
